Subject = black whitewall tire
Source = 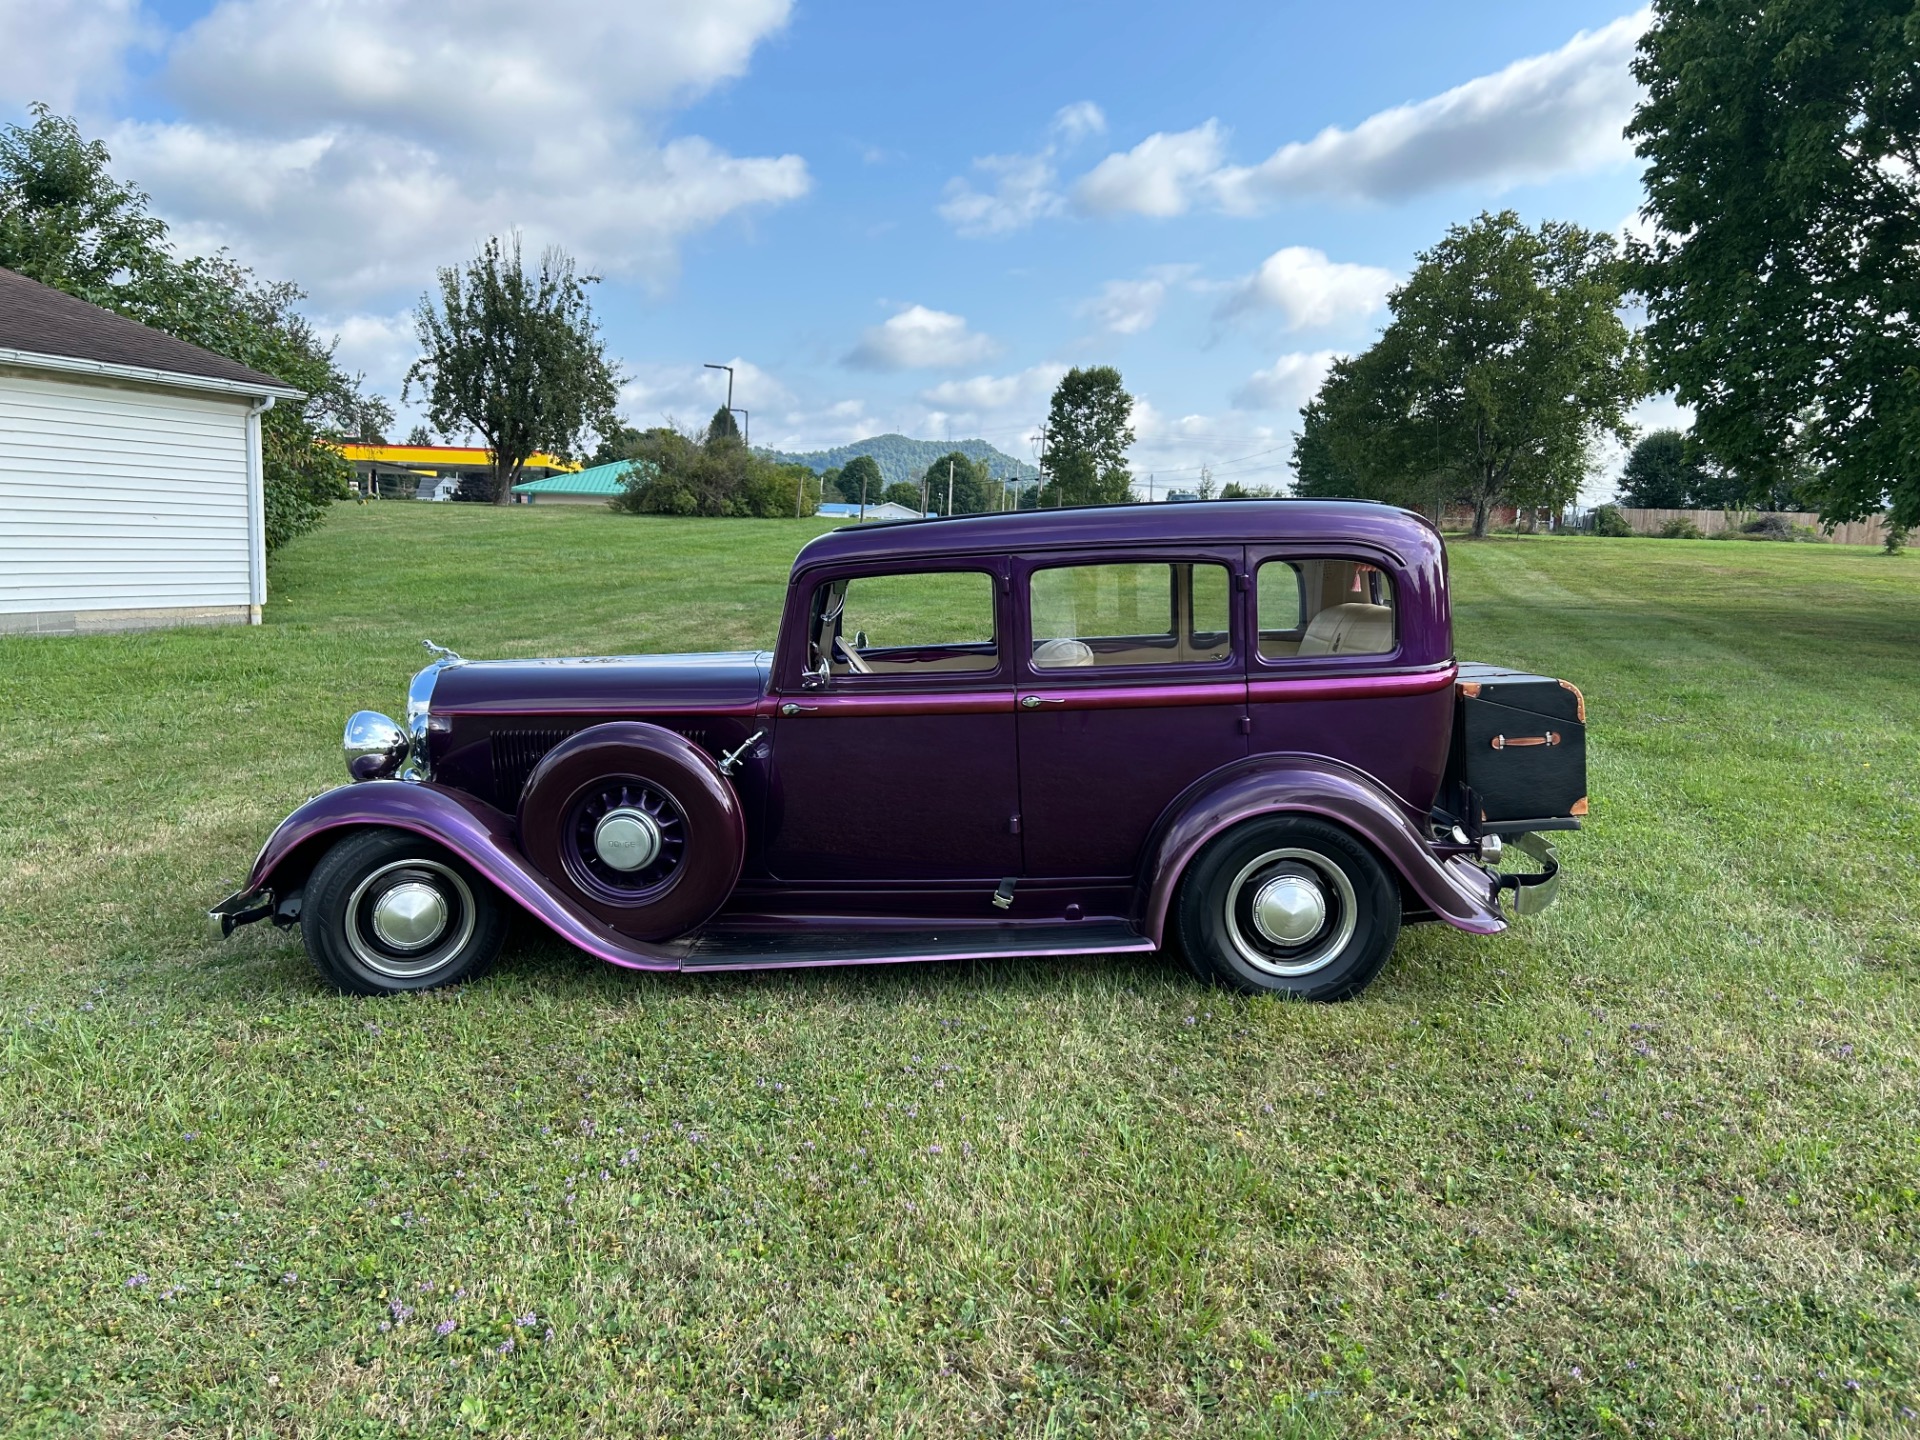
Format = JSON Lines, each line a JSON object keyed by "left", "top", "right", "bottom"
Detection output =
{"left": 1175, "top": 815, "right": 1401, "bottom": 1001}
{"left": 301, "top": 829, "right": 507, "bottom": 995}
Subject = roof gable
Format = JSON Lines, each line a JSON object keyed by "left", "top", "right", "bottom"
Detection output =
{"left": 0, "top": 266, "right": 297, "bottom": 396}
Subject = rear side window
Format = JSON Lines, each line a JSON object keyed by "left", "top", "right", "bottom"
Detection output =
{"left": 813, "top": 571, "right": 998, "bottom": 676}
{"left": 1030, "top": 561, "right": 1234, "bottom": 669}
{"left": 1256, "top": 560, "right": 1396, "bottom": 660}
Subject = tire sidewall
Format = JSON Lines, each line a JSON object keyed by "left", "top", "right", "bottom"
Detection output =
{"left": 1176, "top": 815, "right": 1400, "bottom": 1001}
{"left": 302, "top": 829, "right": 506, "bottom": 995}
{"left": 517, "top": 722, "right": 744, "bottom": 939}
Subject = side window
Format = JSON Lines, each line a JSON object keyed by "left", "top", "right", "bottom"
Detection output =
{"left": 1030, "top": 561, "right": 1234, "bottom": 669}
{"left": 812, "top": 571, "right": 998, "bottom": 677}
{"left": 1257, "top": 559, "right": 1396, "bottom": 660}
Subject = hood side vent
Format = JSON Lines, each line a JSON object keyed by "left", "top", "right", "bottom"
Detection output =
{"left": 490, "top": 728, "right": 577, "bottom": 811}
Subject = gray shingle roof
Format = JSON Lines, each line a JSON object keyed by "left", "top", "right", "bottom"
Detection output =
{"left": 0, "top": 266, "right": 296, "bottom": 395}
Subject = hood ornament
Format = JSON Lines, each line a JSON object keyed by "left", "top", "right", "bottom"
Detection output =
{"left": 421, "top": 639, "right": 465, "bottom": 664}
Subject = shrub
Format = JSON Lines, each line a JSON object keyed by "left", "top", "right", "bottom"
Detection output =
{"left": 1591, "top": 504, "right": 1634, "bottom": 537}
{"left": 1885, "top": 522, "right": 1910, "bottom": 556}
{"left": 1657, "top": 516, "right": 1704, "bottom": 539}
{"left": 1737, "top": 514, "right": 1825, "bottom": 542}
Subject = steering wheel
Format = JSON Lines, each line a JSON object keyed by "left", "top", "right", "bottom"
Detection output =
{"left": 832, "top": 633, "right": 872, "bottom": 675}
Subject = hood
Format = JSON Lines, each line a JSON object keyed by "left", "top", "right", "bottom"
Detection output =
{"left": 428, "top": 651, "right": 769, "bottom": 716}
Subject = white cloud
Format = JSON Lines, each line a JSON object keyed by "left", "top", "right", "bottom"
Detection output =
{"left": 1073, "top": 122, "right": 1227, "bottom": 218}
{"left": 1080, "top": 278, "right": 1167, "bottom": 336}
{"left": 1051, "top": 101, "right": 1107, "bottom": 145}
{"left": 919, "top": 363, "right": 1066, "bottom": 415}
{"left": 937, "top": 100, "right": 1106, "bottom": 236}
{"left": 616, "top": 358, "right": 794, "bottom": 430}
{"left": 323, "top": 310, "right": 419, "bottom": 391}
{"left": 1216, "top": 247, "right": 1396, "bottom": 330}
{"left": 1210, "top": 10, "right": 1651, "bottom": 209}
{"left": 0, "top": 0, "right": 152, "bottom": 111}
{"left": 91, "top": 0, "right": 807, "bottom": 305}
{"left": 1231, "top": 351, "right": 1341, "bottom": 413}
{"left": 845, "top": 306, "right": 997, "bottom": 371}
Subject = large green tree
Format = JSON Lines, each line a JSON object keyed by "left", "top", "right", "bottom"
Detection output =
{"left": 1618, "top": 429, "right": 1700, "bottom": 509}
{"left": 1041, "top": 366, "right": 1136, "bottom": 506}
{"left": 1629, "top": 0, "right": 1920, "bottom": 529}
{"left": 920, "top": 450, "right": 992, "bottom": 514}
{"left": 838, "top": 455, "right": 884, "bottom": 513}
{"left": 406, "top": 235, "right": 620, "bottom": 504}
{"left": 0, "top": 105, "right": 388, "bottom": 550}
{"left": 608, "top": 424, "right": 818, "bottom": 518}
{"left": 1292, "top": 211, "right": 1644, "bottom": 536}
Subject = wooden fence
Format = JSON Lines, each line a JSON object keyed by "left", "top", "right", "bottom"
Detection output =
{"left": 1617, "top": 508, "right": 1892, "bottom": 547}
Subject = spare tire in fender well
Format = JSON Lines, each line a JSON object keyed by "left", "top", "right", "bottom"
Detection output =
{"left": 517, "top": 721, "right": 745, "bottom": 940}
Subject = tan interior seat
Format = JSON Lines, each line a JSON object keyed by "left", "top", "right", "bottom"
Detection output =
{"left": 1296, "top": 603, "right": 1394, "bottom": 656}
{"left": 1032, "top": 638, "right": 1096, "bottom": 668}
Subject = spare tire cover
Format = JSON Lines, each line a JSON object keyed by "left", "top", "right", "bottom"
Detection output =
{"left": 517, "top": 722, "right": 745, "bottom": 939}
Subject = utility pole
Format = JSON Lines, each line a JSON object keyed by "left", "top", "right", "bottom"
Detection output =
{"left": 859, "top": 469, "right": 868, "bottom": 524}
{"left": 1148, "top": 472, "right": 1155, "bottom": 503}
{"left": 947, "top": 457, "right": 954, "bottom": 516}
{"left": 731, "top": 408, "right": 748, "bottom": 446}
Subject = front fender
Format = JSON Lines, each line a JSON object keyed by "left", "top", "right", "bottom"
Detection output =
{"left": 238, "top": 782, "right": 689, "bottom": 972}
{"left": 1138, "top": 754, "right": 1506, "bottom": 946}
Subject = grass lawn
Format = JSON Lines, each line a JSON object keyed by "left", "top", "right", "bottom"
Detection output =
{"left": 2, "top": 503, "right": 1916, "bottom": 1438}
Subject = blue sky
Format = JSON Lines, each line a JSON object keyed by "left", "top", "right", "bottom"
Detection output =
{"left": 0, "top": 0, "right": 1672, "bottom": 492}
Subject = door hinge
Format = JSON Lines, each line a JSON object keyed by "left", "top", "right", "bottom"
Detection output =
{"left": 1239, "top": 715, "right": 1252, "bottom": 735}
{"left": 1008, "top": 813, "right": 1022, "bottom": 835}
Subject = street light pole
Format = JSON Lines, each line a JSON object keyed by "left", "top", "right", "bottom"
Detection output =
{"left": 702, "top": 363, "right": 734, "bottom": 412}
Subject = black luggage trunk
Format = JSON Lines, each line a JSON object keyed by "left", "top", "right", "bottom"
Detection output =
{"left": 1437, "top": 663, "right": 1587, "bottom": 835}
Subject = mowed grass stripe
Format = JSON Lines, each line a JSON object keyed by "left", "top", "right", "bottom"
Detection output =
{"left": 0, "top": 505, "right": 1914, "bottom": 1437}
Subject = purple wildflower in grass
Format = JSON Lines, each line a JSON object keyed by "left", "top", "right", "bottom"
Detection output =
{"left": 1183, "top": 1015, "right": 1196, "bottom": 1027}
{"left": 390, "top": 1301, "right": 413, "bottom": 1322}
{"left": 455, "top": 1288, "right": 467, "bottom": 1299}
{"left": 515, "top": 1311, "right": 537, "bottom": 1327}
{"left": 927, "top": 1144, "right": 942, "bottom": 1156}
{"left": 183, "top": 1131, "right": 198, "bottom": 1141}
{"left": 1571, "top": 1366, "right": 1582, "bottom": 1379}
{"left": 282, "top": 1272, "right": 297, "bottom": 1285}
{"left": 499, "top": 1339, "right": 515, "bottom": 1355}
{"left": 1845, "top": 1379, "right": 1861, "bottom": 1391}
{"left": 600, "top": 1170, "right": 610, "bottom": 1181}
{"left": 379, "top": 1319, "right": 391, "bottom": 1332}
{"left": 126, "top": 1273, "right": 148, "bottom": 1288}
{"left": 436, "top": 1319, "right": 456, "bottom": 1337}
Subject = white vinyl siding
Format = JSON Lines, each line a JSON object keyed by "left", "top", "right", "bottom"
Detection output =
{"left": 0, "top": 371, "right": 259, "bottom": 617}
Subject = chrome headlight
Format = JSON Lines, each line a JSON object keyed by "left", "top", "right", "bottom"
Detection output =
{"left": 345, "top": 711, "right": 407, "bottom": 781}
{"left": 401, "top": 648, "right": 461, "bottom": 781}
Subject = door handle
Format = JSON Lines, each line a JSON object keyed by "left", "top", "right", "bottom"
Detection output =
{"left": 779, "top": 703, "right": 818, "bottom": 717}
{"left": 1020, "top": 695, "right": 1065, "bottom": 709}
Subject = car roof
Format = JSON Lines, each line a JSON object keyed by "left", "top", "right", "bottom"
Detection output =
{"left": 794, "top": 498, "right": 1442, "bottom": 570}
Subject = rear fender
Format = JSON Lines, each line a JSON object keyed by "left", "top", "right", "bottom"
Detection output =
{"left": 1138, "top": 754, "right": 1506, "bottom": 945}
{"left": 236, "top": 782, "right": 686, "bottom": 972}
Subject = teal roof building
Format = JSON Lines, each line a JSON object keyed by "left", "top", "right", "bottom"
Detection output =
{"left": 511, "top": 459, "right": 642, "bottom": 504}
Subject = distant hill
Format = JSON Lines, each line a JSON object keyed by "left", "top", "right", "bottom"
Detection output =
{"left": 759, "top": 434, "right": 1038, "bottom": 489}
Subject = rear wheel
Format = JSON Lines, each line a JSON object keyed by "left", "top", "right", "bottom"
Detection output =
{"left": 1174, "top": 815, "right": 1400, "bottom": 1001}
{"left": 301, "top": 829, "right": 506, "bottom": 995}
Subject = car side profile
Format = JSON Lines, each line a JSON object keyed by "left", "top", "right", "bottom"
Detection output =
{"left": 210, "top": 500, "right": 1586, "bottom": 1001}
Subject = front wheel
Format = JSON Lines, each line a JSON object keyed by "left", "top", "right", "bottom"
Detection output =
{"left": 301, "top": 829, "right": 507, "bottom": 995}
{"left": 1174, "top": 815, "right": 1401, "bottom": 1002}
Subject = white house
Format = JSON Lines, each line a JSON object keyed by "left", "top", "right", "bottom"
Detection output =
{"left": 0, "top": 266, "right": 301, "bottom": 635}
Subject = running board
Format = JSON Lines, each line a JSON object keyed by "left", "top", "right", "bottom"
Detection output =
{"left": 678, "top": 919, "right": 1153, "bottom": 971}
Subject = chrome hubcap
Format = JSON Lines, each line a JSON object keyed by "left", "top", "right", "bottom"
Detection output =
{"left": 593, "top": 807, "right": 663, "bottom": 873}
{"left": 1223, "top": 847, "right": 1358, "bottom": 978}
{"left": 370, "top": 881, "right": 449, "bottom": 950}
{"left": 344, "top": 859, "right": 477, "bottom": 980}
{"left": 1250, "top": 871, "right": 1327, "bottom": 945}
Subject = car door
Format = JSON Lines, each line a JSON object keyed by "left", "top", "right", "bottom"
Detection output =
{"left": 1246, "top": 549, "right": 1454, "bottom": 819}
{"left": 761, "top": 558, "right": 1023, "bottom": 882}
{"left": 1013, "top": 548, "right": 1250, "bottom": 879}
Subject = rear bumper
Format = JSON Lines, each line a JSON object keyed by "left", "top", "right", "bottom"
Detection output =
{"left": 1496, "top": 833, "right": 1561, "bottom": 918}
{"left": 206, "top": 887, "right": 272, "bottom": 939}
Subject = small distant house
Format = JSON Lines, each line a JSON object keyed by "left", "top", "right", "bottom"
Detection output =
{"left": 415, "top": 475, "right": 460, "bottom": 502}
{"left": 510, "top": 459, "right": 644, "bottom": 505}
{"left": 0, "top": 266, "right": 300, "bottom": 635}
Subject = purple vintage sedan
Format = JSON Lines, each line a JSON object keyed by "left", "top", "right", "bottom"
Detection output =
{"left": 211, "top": 500, "right": 1585, "bottom": 1001}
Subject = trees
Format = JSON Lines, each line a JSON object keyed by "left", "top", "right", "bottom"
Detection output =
{"left": 1629, "top": 0, "right": 1920, "bottom": 530}
{"left": 920, "top": 450, "right": 992, "bottom": 514}
{"left": 881, "top": 481, "right": 924, "bottom": 511}
{"left": 406, "top": 235, "right": 620, "bottom": 505}
{"left": 705, "top": 405, "right": 741, "bottom": 446}
{"left": 1040, "top": 366, "right": 1135, "bottom": 506}
{"left": 839, "top": 456, "right": 884, "bottom": 513}
{"left": 1618, "top": 430, "right": 1698, "bottom": 509}
{"left": 0, "top": 105, "right": 386, "bottom": 551}
{"left": 1292, "top": 212, "right": 1643, "bottom": 536}
{"left": 608, "top": 424, "right": 818, "bottom": 518}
